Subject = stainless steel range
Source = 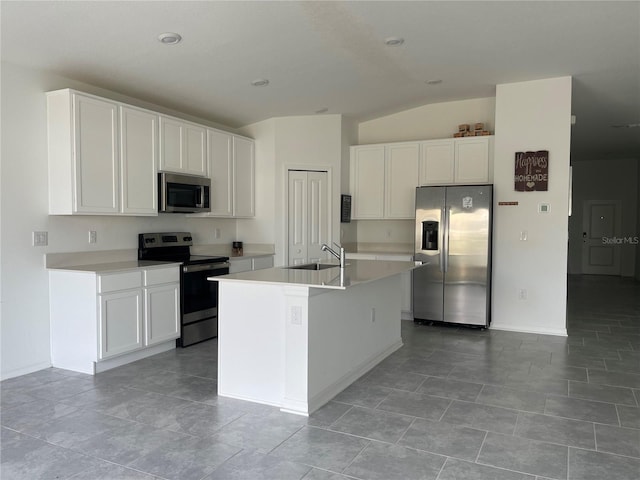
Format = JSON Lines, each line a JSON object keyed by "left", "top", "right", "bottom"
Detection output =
{"left": 138, "top": 232, "right": 229, "bottom": 347}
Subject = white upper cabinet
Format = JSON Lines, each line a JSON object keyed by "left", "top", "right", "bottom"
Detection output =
{"left": 120, "top": 106, "right": 158, "bottom": 215}
{"left": 385, "top": 143, "right": 420, "bottom": 218}
{"left": 208, "top": 129, "right": 234, "bottom": 216}
{"left": 420, "top": 136, "right": 493, "bottom": 185}
{"left": 232, "top": 135, "right": 255, "bottom": 217}
{"left": 419, "top": 139, "right": 455, "bottom": 185}
{"left": 47, "top": 90, "right": 119, "bottom": 214}
{"left": 454, "top": 137, "right": 493, "bottom": 184}
{"left": 350, "top": 145, "right": 386, "bottom": 219}
{"left": 159, "top": 116, "right": 207, "bottom": 176}
{"left": 204, "top": 129, "right": 255, "bottom": 217}
{"left": 350, "top": 143, "right": 419, "bottom": 219}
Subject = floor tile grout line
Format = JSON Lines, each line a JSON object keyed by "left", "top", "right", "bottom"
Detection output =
{"left": 474, "top": 430, "right": 489, "bottom": 463}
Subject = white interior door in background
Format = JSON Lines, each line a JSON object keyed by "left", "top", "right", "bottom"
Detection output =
{"left": 288, "top": 170, "right": 329, "bottom": 266}
{"left": 581, "top": 200, "right": 622, "bottom": 275}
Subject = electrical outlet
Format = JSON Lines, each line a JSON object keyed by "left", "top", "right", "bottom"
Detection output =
{"left": 33, "top": 231, "right": 48, "bottom": 247}
{"left": 520, "top": 230, "right": 528, "bottom": 241}
{"left": 519, "top": 289, "right": 527, "bottom": 300}
{"left": 88, "top": 231, "right": 97, "bottom": 244}
{"left": 213, "top": 228, "right": 220, "bottom": 239}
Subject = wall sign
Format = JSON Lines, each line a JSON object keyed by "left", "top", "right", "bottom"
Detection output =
{"left": 514, "top": 150, "right": 549, "bottom": 191}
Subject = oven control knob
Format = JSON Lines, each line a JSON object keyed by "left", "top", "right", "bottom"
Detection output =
{"left": 184, "top": 236, "right": 192, "bottom": 241}
{"left": 145, "top": 238, "right": 155, "bottom": 243}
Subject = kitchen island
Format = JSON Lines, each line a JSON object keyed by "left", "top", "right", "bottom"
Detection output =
{"left": 212, "top": 259, "right": 417, "bottom": 415}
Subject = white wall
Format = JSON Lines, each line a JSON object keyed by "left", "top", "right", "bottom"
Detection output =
{"left": 492, "top": 77, "right": 572, "bottom": 336}
{"left": 238, "top": 115, "right": 344, "bottom": 267}
{"left": 0, "top": 62, "right": 240, "bottom": 379}
{"left": 568, "top": 159, "right": 638, "bottom": 276}
{"left": 358, "top": 97, "right": 496, "bottom": 144}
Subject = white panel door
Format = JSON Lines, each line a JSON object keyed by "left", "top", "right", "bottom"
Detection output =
{"left": 159, "top": 117, "right": 183, "bottom": 172}
{"left": 184, "top": 124, "right": 207, "bottom": 176}
{"left": 288, "top": 171, "right": 308, "bottom": 265}
{"left": 208, "top": 130, "right": 233, "bottom": 216}
{"left": 233, "top": 136, "right": 255, "bottom": 217}
{"left": 581, "top": 200, "right": 622, "bottom": 275}
{"left": 99, "top": 290, "right": 143, "bottom": 359}
{"left": 144, "top": 284, "right": 180, "bottom": 346}
{"left": 454, "top": 138, "right": 490, "bottom": 183}
{"left": 287, "top": 170, "right": 329, "bottom": 266}
{"left": 420, "top": 140, "right": 455, "bottom": 185}
{"left": 120, "top": 106, "right": 158, "bottom": 215}
{"left": 73, "top": 94, "right": 119, "bottom": 213}
{"left": 385, "top": 143, "right": 420, "bottom": 218}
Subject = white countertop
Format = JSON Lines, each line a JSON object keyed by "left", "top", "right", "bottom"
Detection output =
{"left": 47, "top": 260, "right": 180, "bottom": 274}
{"left": 212, "top": 259, "right": 418, "bottom": 290}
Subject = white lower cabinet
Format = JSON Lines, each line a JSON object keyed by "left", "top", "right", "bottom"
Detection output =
{"left": 229, "top": 255, "right": 274, "bottom": 274}
{"left": 50, "top": 265, "right": 180, "bottom": 374}
{"left": 99, "top": 289, "right": 143, "bottom": 359}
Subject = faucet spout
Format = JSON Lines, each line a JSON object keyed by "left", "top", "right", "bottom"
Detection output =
{"left": 321, "top": 242, "right": 346, "bottom": 268}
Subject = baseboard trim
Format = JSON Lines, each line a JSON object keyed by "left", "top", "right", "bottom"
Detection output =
{"left": 490, "top": 324, "right": 567, "bottom": 337}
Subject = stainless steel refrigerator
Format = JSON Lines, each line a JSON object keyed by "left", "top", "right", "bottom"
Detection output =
{"left": 413, "top": 185, "right": 492, "bottom": 327}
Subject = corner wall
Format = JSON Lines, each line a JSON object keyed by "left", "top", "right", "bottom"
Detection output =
{"left": 492, "top": 77, "right": 572, "bottom": 336}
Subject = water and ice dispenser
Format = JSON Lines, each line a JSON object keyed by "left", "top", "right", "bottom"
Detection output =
{"left": 421, "top": 221, "right": 439, "bottom": 250}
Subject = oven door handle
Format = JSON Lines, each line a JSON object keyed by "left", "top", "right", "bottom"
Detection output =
{"left": 182, "top": 262, "right": 230, "bottom": 274}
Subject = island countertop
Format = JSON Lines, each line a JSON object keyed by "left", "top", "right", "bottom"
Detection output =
{"left": 211, "top": 259, "right": 418, "bottom": 290}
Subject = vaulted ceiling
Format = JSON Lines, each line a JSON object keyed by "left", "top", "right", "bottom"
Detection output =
{"left": 2, "top": 1, "right": 638, "bottom": 161}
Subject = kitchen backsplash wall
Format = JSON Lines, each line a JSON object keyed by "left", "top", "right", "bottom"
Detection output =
{"left": 354, "top": 219, "right": 413, "bottom": 249}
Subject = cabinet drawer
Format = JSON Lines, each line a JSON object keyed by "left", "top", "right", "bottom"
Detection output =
{"left": 144, "top": 267, "right": 180, "bottom": 286}
{"left": 98, "top": 271, "right": 142, "bottom": 293}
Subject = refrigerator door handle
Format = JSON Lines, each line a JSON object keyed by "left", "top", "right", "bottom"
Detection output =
{"left": 440, "top": 207, "right": 446, "bottom": 272}
{"left": 443, "top": 207, "right": 451, "bottom": 273}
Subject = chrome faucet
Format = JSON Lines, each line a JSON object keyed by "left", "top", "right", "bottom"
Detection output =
{"left": 321, "top": 242, "right": 346, "bottom": 268}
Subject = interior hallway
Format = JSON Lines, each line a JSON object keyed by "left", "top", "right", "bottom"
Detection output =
{"left": 1, "top": 275, "right": 639, "bottom": 479}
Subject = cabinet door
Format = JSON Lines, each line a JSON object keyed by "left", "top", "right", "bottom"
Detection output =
{"left": 385, "top": 143, "right": 420, "bottom": 218}
{"left": 73, "top": 94, "right": 119, "bottom": 213}
{"left": 252, "top": 256, "right": 274, "bottom": 270}
{"left": 454, "top": 138, "right": 490, "bottom": 183}
{"left": 351, "top": 145, "right": 385, "bottom": 219}
{"left": 145, "top": 284, "right": 180, "bottom": 346}
{"left": 233, "top": 136, "right": 255, "bottom": 217}
{"left": 420, "top": 140, "right": 455, "bottom": 185}
{"left": 159, "top": 116, "right": 183, "bottom": 173}
{"left": 120, "top": 106, "right": 158, "bottom": 215}
{"left": 229, "top": 258, "right": 252, "bottom": 273}
{"left": 184, "top": 124, "right": 207, "bottom": 176}
{"left": 208, "top": 130, "right": 233, "bottom": 216}
{"left": 99, "top": 290, "right": 143, "bottom": 359}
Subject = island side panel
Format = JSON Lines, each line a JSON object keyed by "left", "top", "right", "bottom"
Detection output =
{"left": 307, "top": 274, "right": 403, "bottom": 412}
{"left": 217, "top": 282, "right": 287, "bottom": 407}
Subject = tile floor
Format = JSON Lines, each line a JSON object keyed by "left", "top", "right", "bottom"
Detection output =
{"left": 1, "top": 274, "right": 639, "bottom": 480}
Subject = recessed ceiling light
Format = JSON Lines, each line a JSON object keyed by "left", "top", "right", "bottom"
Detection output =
{"left": 425, "top": 79, "right": 443, "bottom": 85}
{"left": 251, "top": 79, "right": 270, "bottom": 87}
{"left": 158, "top": 32, "right": 182, "bottom": 45}
{"left": 315, "top": 107, "right": 329, "bottom": 114}
{"left": 384, "top": 37, "right": 404, "bottom": 47}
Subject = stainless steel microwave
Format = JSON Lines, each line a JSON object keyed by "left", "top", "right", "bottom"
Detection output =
{"left": 158, "top": 172, "right": 211, "bottom": 213}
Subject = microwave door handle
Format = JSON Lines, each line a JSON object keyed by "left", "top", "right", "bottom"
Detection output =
{"left": 195, "top": 186, "right": 203, "bottom": 208}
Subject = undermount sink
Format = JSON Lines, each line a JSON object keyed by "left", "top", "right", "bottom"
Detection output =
{"left": 286, "top": 263, "right": 340, "bottom": 271}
